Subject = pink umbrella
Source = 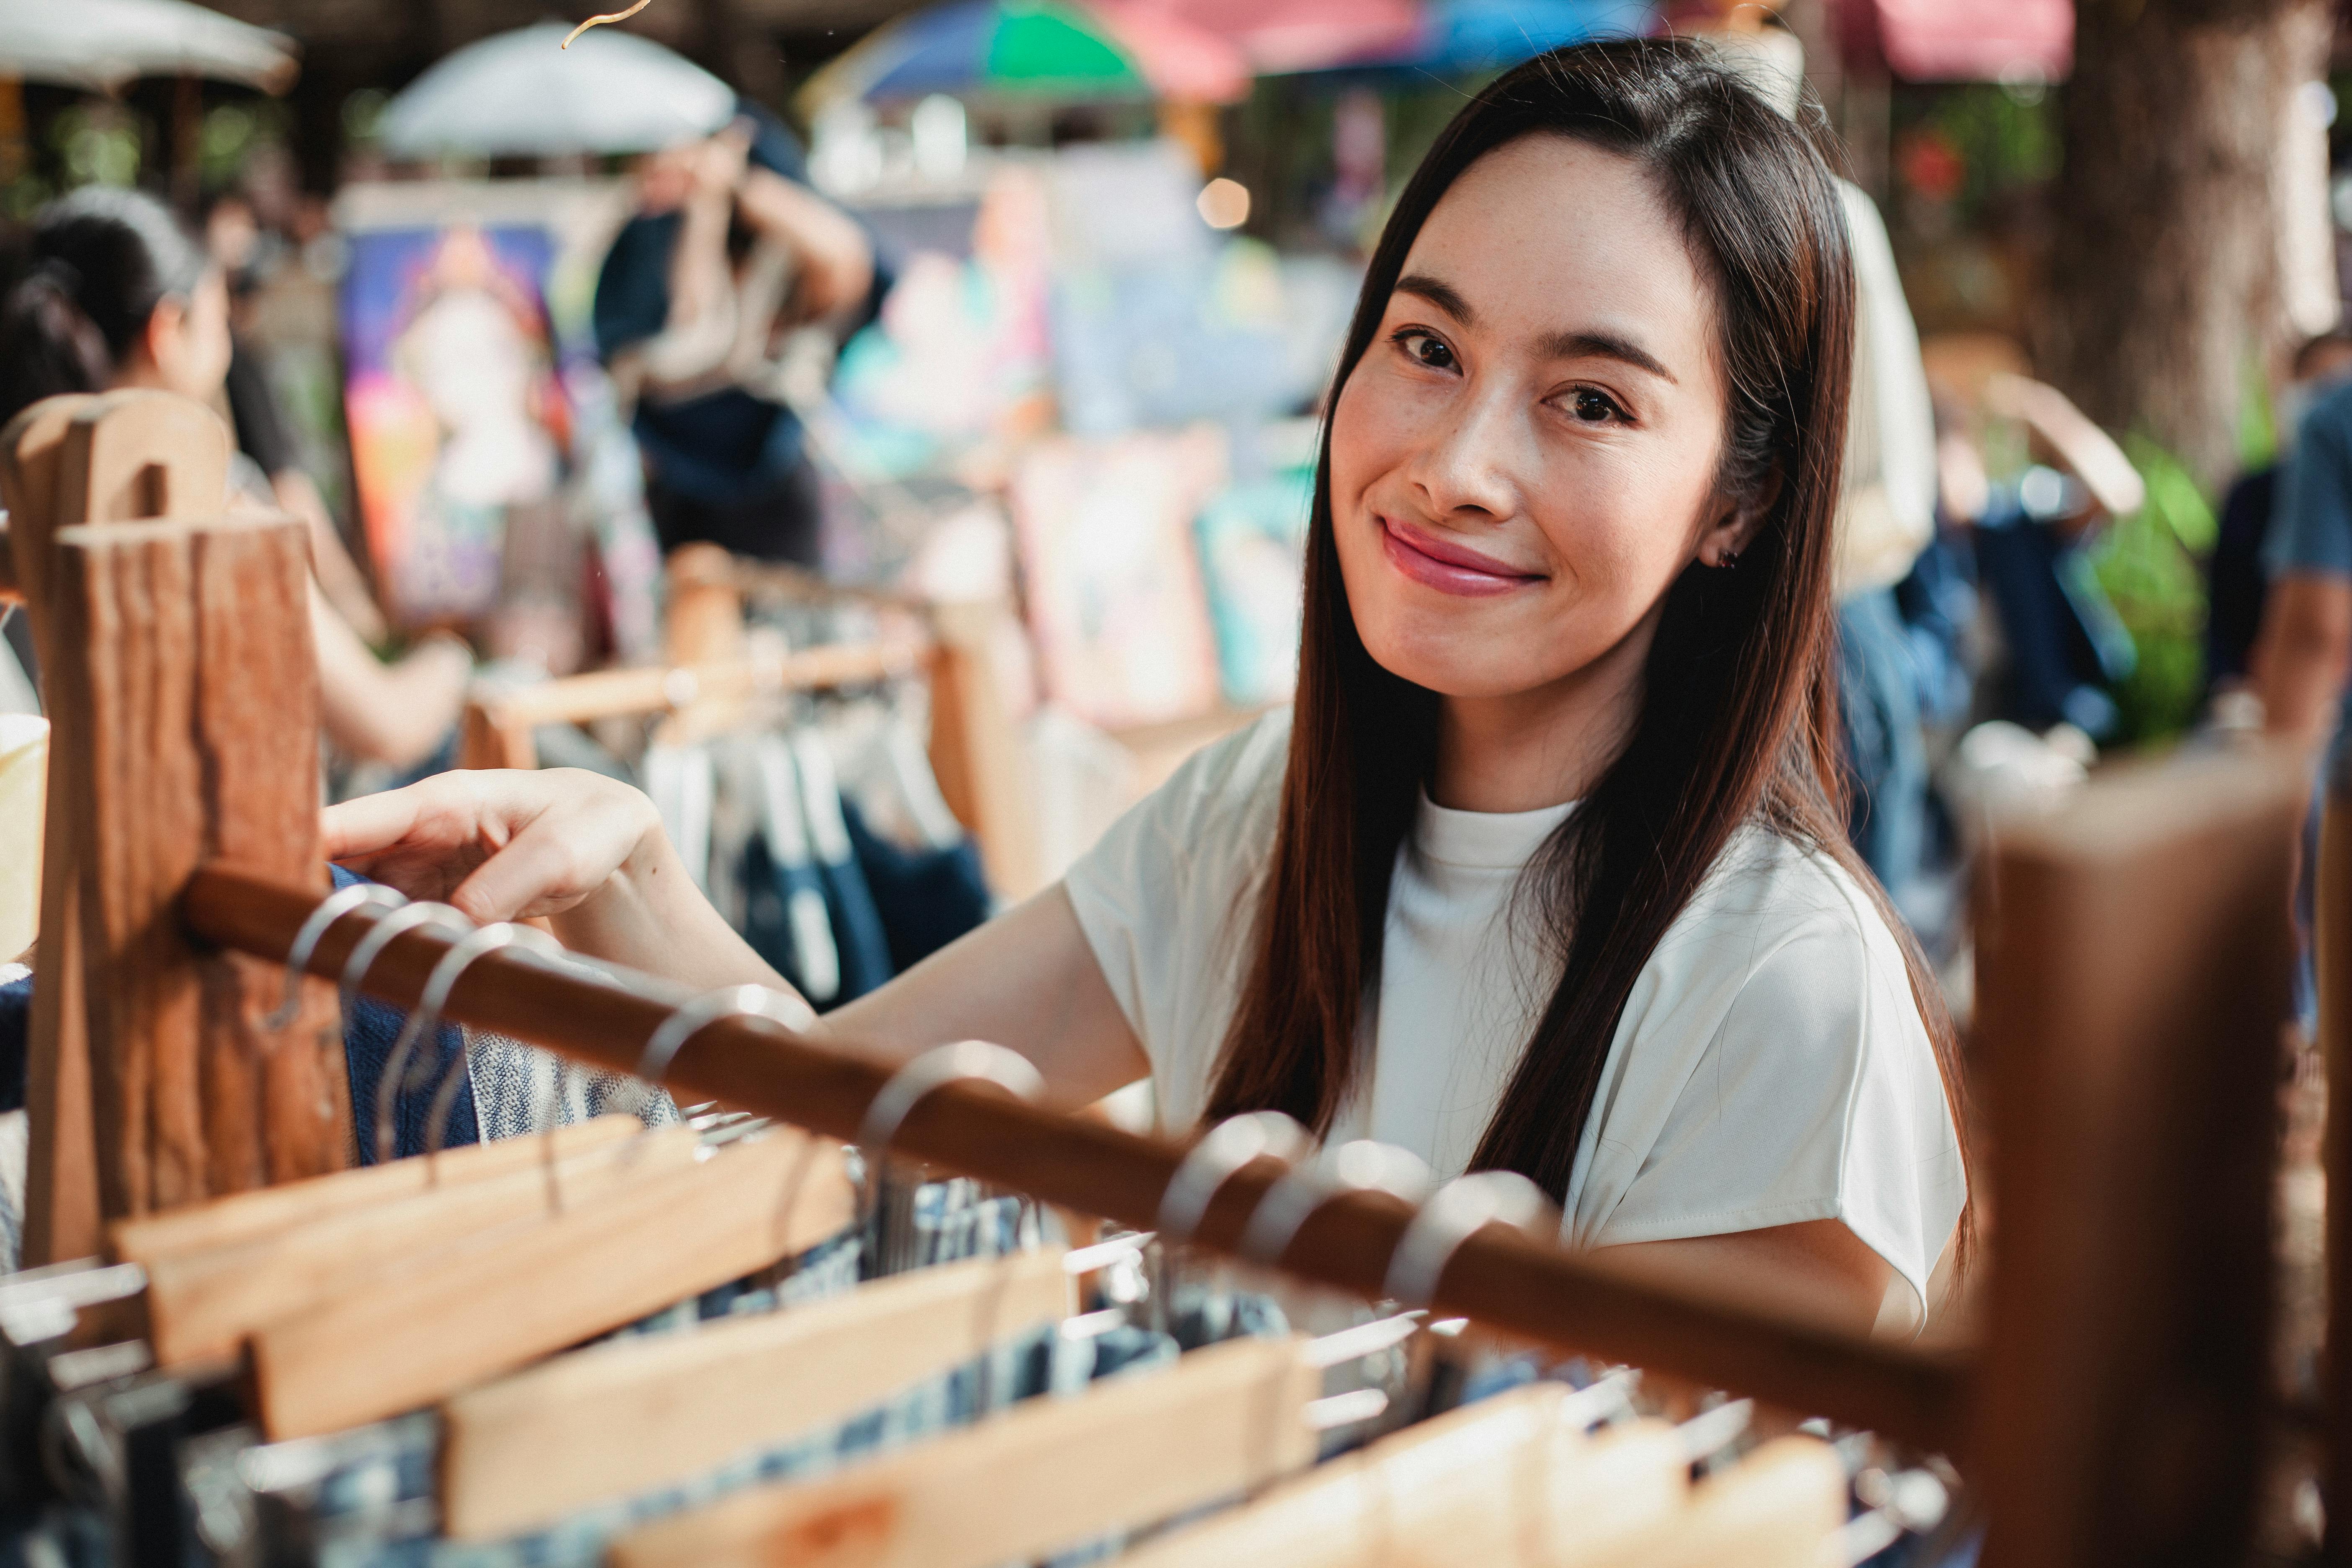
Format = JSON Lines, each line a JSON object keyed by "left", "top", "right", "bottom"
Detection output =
{"left": 1845, "top": 0, "right": 2071, "bottom": 83}
{"left": 1122, "top": 0, "right": 1424, "bottom": 75}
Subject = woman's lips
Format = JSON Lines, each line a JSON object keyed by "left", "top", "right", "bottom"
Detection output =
{"left": 1377, "top": 516, "right": 1545, "bottom": 598}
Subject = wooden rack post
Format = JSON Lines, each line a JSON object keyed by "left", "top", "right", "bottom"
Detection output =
{"left": 2, "top": 392, "right": 347, "bottom": 1263}
{"left": 1971, "top": 748, "right": 2305, "bottom": 1568}
{"left": 2322, "top": 766, "right": 2352, "bottom": 1566}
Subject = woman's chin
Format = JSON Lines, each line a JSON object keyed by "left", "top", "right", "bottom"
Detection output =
{"left": 1357, "top": 627, "right": 1550, "bottom": 703}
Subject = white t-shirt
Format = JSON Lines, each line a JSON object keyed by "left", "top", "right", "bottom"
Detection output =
{"left": 1065, "top": 711, "right": 1966, "bottom": 1327}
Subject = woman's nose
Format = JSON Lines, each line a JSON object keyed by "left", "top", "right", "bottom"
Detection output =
{"left": 1409, "top": 387, "right": 1522, "bottom": 521}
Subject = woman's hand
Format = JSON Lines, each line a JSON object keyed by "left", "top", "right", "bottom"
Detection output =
{"left": 324, "top": 769, "right": 809, "bottom": 1004}
{"left": 321, "top": 768, "right": 660, "bottom": 923}
{"left": 325, "top": 772, "right": 1148, "bottom": 1104}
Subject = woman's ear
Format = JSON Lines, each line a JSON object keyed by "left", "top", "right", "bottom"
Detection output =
{"left": 1697, "top": 467, "right": 1782, "bottom": 569}
{"left": 136, "top": 295, "right": 186, "bottom": 382}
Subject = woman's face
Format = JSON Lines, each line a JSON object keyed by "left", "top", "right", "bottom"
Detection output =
{"left": 1329, "top": 135, "right": 1742, "bottom": 707}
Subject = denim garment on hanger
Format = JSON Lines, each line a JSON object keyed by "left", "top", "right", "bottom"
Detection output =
{"left": 789, "top": 732, "right": 892, "bottom": 1006}
{"left": 747, "top": 735, "right": 843, "bottom": 1006}
{"left": 842, "top": 799, "right": 991, "bottom": 974}
{"left": 329, "top": 866, "right": 482, "bottom": 1163}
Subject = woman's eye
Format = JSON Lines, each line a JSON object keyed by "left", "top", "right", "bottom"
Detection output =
{"left": 1393, "top": 330, "right": 1457, "bottom": 372}
{"left": 1568, "top": 387, "right": 1624, "bottom": 424}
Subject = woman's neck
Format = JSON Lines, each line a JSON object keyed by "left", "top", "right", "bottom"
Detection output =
{"left": 1430, "top": 609, "right": 1656, "bottom": 814}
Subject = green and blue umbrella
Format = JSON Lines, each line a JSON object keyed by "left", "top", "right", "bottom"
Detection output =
{"left": 799, "top": 0, "right": 1251, "bottom": 110}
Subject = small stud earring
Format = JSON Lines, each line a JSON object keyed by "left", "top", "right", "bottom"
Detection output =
{"left": 1715, "top": 549, "right": 1740, "bottom": 570}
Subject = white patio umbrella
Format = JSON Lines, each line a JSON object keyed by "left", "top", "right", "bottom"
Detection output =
{"left": 377, "top": 21, "right": 737, "bottom": 160}
{"left": 0, "top": 0, "right": 298, "bottom": 92}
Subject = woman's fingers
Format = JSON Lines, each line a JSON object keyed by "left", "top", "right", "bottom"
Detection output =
{"left": 446, "top": 770, "right": 658, "bottom": 923}
{"left": 322, "top": 769, "right": 659, "bottom": 924}
{"left": 318, "top": 781, "right": 436, "bottom": 864}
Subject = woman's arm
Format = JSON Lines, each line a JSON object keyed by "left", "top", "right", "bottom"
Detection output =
{"left": 309, "top": 585, "right": 470, "bottom": 769}
{"left": 320, "top": 769, "right": 1149, "bottom": 1106}
{"left": 732, "top": 167, "right": 875, "bottom": 328}
{"left": 1600, "top": 1220, "right": 1909, "bottom": 1340}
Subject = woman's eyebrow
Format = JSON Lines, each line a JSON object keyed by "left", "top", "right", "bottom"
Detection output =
{"left": 1393, "top": 273, "right": 1474, "bottom": 323}
{"left": 1539, "top": 327, "right": 1676, "bottom": 384}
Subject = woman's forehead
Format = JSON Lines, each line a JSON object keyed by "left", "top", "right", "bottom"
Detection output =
{"left": 1395, "top": 137, "right": 1716, "bottom": 373}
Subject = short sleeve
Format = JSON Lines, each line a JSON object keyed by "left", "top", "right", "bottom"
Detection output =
{"left": 1061, "top": 712, "right": 1291, "bottom": 1130}
{"left": 1584, "top": 869, "right": 1965, "bottom": 1328}
{"left": 2268, "top": 391, "right": 2352, "bottom": 579}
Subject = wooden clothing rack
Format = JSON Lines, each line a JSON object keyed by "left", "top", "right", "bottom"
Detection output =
{"left": 0, "top": 391, "right": 2318, "bottom": 1568}
{"left": 455, "top": 542, "right": 1037, "bottom": 900}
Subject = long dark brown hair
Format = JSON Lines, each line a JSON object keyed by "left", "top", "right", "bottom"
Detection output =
{"left": 1207, "top": 38, "right": 1972, "bottom": 1260}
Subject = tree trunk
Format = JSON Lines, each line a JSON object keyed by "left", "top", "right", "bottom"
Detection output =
{"left": 2040, "top": 0, "right": 2333, "bottom": 492}
{"left": 690, "top": 0, "right": 789, "bottom": 111}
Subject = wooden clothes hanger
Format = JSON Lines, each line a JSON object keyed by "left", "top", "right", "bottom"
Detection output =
{"left": 141, "top": 1121, "right": 705, "bottom": 1367}
{"left": 1110, "top": 1382, "right": 1694, "bottom": 1568}
{"left": 438, "top": 1243, "right": 1087, "bottom": 1540}
{"left": 608, "top": 1331, "right": 1328, "bottom": 1568}
{"left": 246, "top": 1122, "right": 853, "bottom": 1439}
{"left": 1583, "top": 1435, "right": 1849, "bottom": 1568}
{"left": 107, "top": 1112, "right": 642, "bottom": 1267}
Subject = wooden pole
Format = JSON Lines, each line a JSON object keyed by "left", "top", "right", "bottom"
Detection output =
{"left": 3, "top": 391, "right": 242, "bottom": 1258}
{"left": 56, "top": 515, "right": 348, "bottom": 1215}
{"left": 1969, "top": 746, "right": 2306, "bottom": 1568}
{"left": 1, "top": 397, "right": 101, "bottom": 1263}
{"left": 5, "top": 392, "right": 349, "bottom": 1250}
{"left": 180, "top": 864, "right": 1969, "bottom": 1453}
{"left": 2320, "top": 775, "right": 2352, "bottom": 1567}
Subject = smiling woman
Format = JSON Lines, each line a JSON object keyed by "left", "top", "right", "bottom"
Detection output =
{"left": 320, "top": 39, "right": 1969, "bottom": 1344}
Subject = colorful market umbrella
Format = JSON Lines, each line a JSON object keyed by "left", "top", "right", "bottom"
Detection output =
{"left": 0, "top": 0, "right": 297, "bottom": 93}
{"left": 1844, "top": 0, "right": 2071, "bottom": 83}
{"left": 1121, "top": 0, "right": 1421, "bottom": 75}
{"left": 799, "top": 0, "right": 1251, "bottom": 110}
{"left": 1355, "top": 0, "right": 1653, "bottom": 73}
{"left": 377, "top": 21, "right": 736, "bottom": 159}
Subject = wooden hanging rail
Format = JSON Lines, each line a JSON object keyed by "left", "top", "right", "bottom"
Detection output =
{"left": 469, "top": 634, "right": 934, "bottom": 738}
{"left": 178, "top": 862, "right": 1970, "bottom": 1455}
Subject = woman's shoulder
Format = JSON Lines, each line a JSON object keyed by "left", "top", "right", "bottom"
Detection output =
{"left": 1122, "top": 707, "right": 1293, "bottom": 855}
{"left": 1063, "top": 708, "right": 1291, "bottom": 910}
{"left": 1665, "top": 823, "right": 1909, "bottom": 976}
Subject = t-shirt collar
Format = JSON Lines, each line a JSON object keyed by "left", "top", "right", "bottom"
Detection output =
{"left": 1413, "top": 790, "right": 1578, "bottom": 870}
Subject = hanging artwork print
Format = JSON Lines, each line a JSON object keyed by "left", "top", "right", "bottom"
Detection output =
{"left": 340, "top": 222, "right": 567, "bottom": 628}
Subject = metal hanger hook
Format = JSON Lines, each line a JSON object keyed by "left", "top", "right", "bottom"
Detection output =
{"left": 1236, "top": 1139, "right": 1433, "bottom": 1270}
{"left": 1381, "top": 1169, "right": 1559, "bottom": 1310}
{"left": 634, "top": 983, "right": 807, "bottom": 1094}
{"left": 1154, "top": 1110, "right": 1312, "bottom": 1251}
{"left": 371, "top": 921, "right": 521, "bottom": 1166}
{"left": 854, "top": 1040, "right": 1044, "bottom": 1239}
{"left": 337, "top": 900, "right": 471, "bottom": 1001}
{"left": 265, "top": 883, "right": 407, "bottom": 1030}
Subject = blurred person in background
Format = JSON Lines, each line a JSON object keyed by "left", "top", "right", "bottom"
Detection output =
{"left": 593, "top": 103, "right": 885, "bottom": 569}
{"left": 2212, "top": 333, "right": 2352, "bottom": 712}
{"left": 0, "top": 186, "right": 470, "bottom": 771}
{"left": 2254, "top": 338, "right": 2352, "bottom": 751}
{"left": 204, "top": 190, "right": 391, "bottom": 645}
